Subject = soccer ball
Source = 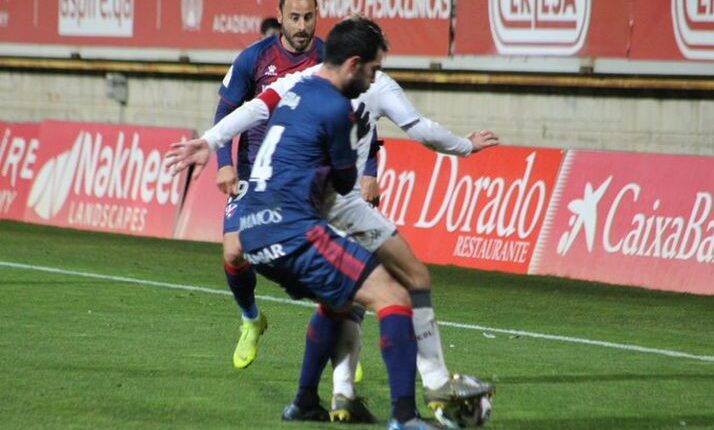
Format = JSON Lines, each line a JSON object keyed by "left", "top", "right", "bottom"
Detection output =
{"left": 433, "top": 396, "right": 492, "bottom": 428}
{"left": 432, "top": 374, "right": 494, "bottom": 428}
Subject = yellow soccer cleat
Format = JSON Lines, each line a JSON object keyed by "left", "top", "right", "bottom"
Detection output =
{"left": 355, "top": 361, "right": 364, "bottom": 384}
{"left": 233, "top": 312, "right": 268, "bottom": 369}
{"left": 329, "top": 394, "right": 377, "bottom": 424}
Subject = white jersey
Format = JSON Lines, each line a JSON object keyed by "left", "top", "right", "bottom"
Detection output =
{"left": 201, "top": 65, "right": 476, "bottom": 251}
{"left": 202, "top": 66, "right": 473, "bottom": 195}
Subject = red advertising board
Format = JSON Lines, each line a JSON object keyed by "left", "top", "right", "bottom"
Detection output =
{"left": 631, "top": 0, "right": 714, "bottom": 61}
{"left": 530, "top": 150, "right": 714, "bottom": 295}
{"left": 173, "top": 138, "right": 565, "bottom": 272}
{"left": 173, "top": 151, "right": 226, "bottom": 243}
{"left": 0, "top": 0, "right": 449, "bottom": 56}
{"left": 454, "top": 0, "right": 714, "bottom": 61}
{"left": 316, "top": 1, "right": 452, "bottom": 56}
{"left": 0, "top": 1, "right": 269, "bottom": 49}
{"left": 377, "top": 140, "right": 564, "bottom": 273}
{"left": 454, "top": 0, "right": 627, "bottom": 57}
{"left": 22, "top": 120, "right": 194, "bottom": 238}
{"left": 0, "top": 122, "right": 40, "bottom": 222}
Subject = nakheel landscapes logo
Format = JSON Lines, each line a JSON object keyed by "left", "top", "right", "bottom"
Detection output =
{"left": 557, "top": 177, "right": 714, "bottom": 264}
{"left": 489, "top": 0, "right": 591, "bottom": 55}
{"left": 27, "top": 134, "right": 81, "bottom": 220}
{"left": 27, "top": 129, "right": 181, "bottom": 234}
{"left": 672, "top": 0, "right": 714, "bottom": 60}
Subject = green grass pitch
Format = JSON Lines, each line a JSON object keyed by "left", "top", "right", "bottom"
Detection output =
{"left": 0, "top": 220, "right": 712, "bottom": 429}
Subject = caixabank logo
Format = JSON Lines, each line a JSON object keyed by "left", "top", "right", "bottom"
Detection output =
{"left": 672, "top": 0, "right": 714, "bottom": 60}
{"left": 489, "top": 0, "right": 591, "bottom": 55}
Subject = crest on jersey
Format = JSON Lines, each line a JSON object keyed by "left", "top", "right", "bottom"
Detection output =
{"left": 265, "top": 64, "right": 278, "bottom": 77}
{"left": 182, "top": 0, "right": 203, "bottom": 31}
{"left": 225, "top": 202, "right": 238, "bottom": 219}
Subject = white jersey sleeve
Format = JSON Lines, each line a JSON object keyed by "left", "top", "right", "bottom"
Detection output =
{"left": 202, "top": 64, "right": 322, "bottom": 151}
{"left": 375, "top": 72, "right": 473, "bottom": 157}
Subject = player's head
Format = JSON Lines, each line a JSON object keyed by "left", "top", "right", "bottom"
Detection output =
{"left": 324, "top": 17, "right": 389, "bottom": 99}
{"left": 277, "top": 0, "right": 318, "bottom": 53}
{"left": 260, "top": 17, "right": 281, "bottom": 38}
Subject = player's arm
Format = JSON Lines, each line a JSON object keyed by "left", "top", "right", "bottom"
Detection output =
{"left": 378, "top": 72, "right": 499, "bottom": 155}
{"left": 360, "top": 133, "right": 381, "bottom": 206}
{"left": 326, "top": 100, "right": 358, "bottom": 196}
{"left": 214, "top": 51, "right": 259, "bottom": 194}
{"left": 204, "top": 64, "right": 320, "bottom": 150}
{"left": 166, "top": 66, "right": 320, "bottom": 178}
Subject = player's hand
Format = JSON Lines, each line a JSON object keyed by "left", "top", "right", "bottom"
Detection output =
{"left": 355, "top": 102, "right": 371, "bottom": 141}
{"left": 217, "top": 165, "right": 238, "bottom": 196}
{"left": 468, "top": 130, "right": 500, "bottom": 153}
{"left": 166, "top": 138, "right": 211, "bottom": 180}
{"left": 360, "top": 175, "right": 380, "bottom": 207}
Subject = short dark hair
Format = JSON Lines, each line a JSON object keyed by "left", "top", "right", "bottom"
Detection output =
{"left": 260, "top": 17, "right": 280, "bottom": 35}
{"left": 279, "top": 0, "right": 318, "bottom": 10}
{"left": 323, "top": 18, "right": 389, "bottom": 66}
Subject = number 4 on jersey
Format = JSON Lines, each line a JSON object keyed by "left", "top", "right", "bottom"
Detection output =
{"left": 250, "top": 125, "right": 284, "bottom": 191}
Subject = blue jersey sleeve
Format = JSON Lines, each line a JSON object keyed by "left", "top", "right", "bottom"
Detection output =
{"left": 215, "top": 48, "right": 260, "bottom": 168}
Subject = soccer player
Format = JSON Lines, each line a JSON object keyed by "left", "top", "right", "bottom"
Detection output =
{"left": 260, "top": 17, "right": 281, "bottom": 39}
{"left": 234, "top": 18, "right": 439, "bottom": 430}
{"left": 168, "top": 61, "right": 499, "bottom": 425}
{"left": 215, "top": 0, "right": 323, "bottom": 370}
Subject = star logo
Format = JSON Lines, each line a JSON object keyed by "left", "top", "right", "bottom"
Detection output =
{"left": 557, "top": 176, "right": 613, "bottom": 255}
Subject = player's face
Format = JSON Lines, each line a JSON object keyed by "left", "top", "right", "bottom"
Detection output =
{"left": 278, "top": 0, "right": 317, "bottom": 53}
{"left": 343, "top": 49, "right": 384, "bottom": 99}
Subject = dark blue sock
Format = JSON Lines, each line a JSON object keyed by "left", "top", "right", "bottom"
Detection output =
{"left": 378, "top": 306, "right": 417, "bottom": 422}
{"left": 224, "top": 261, "right": 258, "bottom": 319}
{"left": 295, "top": 307, "right": 341, "bottom": 408}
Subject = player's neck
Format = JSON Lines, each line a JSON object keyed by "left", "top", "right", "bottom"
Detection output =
{"left": 280, "top": 35, "right": 314, "bottom": 55}
{"left": 314, "top": 66, "right": 342, "bottom": 91}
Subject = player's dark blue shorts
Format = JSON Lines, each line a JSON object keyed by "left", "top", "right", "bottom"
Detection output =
{"left": 243, "top": 222, "right": 379, "bottom": 309}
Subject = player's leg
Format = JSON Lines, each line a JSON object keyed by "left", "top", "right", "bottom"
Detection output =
{"left": 282, "top": 304, "right": 343, "bottom": 422}
{"left": 223, "top": 192, "right": 266, "bottom": 369}
{"left": 329, "top": 305, "right": 376, "bottom": 423}
{"left": 332, "top": 198, "right": 494, "bottom": 419}
{"left": 376, "top": 233, "right": 494, "bottom": 419}
{"left": 256, "top": 223, "right": 435, "bottom": 428}
{"left": 328, "top": 197, "right": 451, "bottom": 391}
{"left": 353, "top": 264, "right": 438, "bottom": 429}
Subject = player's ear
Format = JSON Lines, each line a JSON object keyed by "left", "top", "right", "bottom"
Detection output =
{"left": 344, "top": 56, "right": 361, "bottom": 74}
{"left": 276, "top": 7, "right": 283, "bottom": 24}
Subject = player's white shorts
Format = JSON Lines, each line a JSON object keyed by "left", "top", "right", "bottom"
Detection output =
{"left": 323, "top": 190, "right": 397, "bottom": 253}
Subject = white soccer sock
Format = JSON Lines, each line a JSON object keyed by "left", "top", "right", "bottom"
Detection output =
{"left": 330, "top": 315, "right": 362, "bottom": 400}
{"left": 411, "top": 290, "right": 451, "bottom": 390}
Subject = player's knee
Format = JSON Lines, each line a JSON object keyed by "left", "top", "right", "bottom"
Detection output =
{"left": 378, "top": 277, "right": 411, "bottom": 308}
{"left": 406, "top": 261, "right": 431, "bottom": 291}
{"left": 223, "top": 235, "right": 244, "bottom": 264}
{"left": 389, "top": 282, "right": 412, "bottom": 307}
{"left": 223, "top": 246, "right": 244, "bottom": 265}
